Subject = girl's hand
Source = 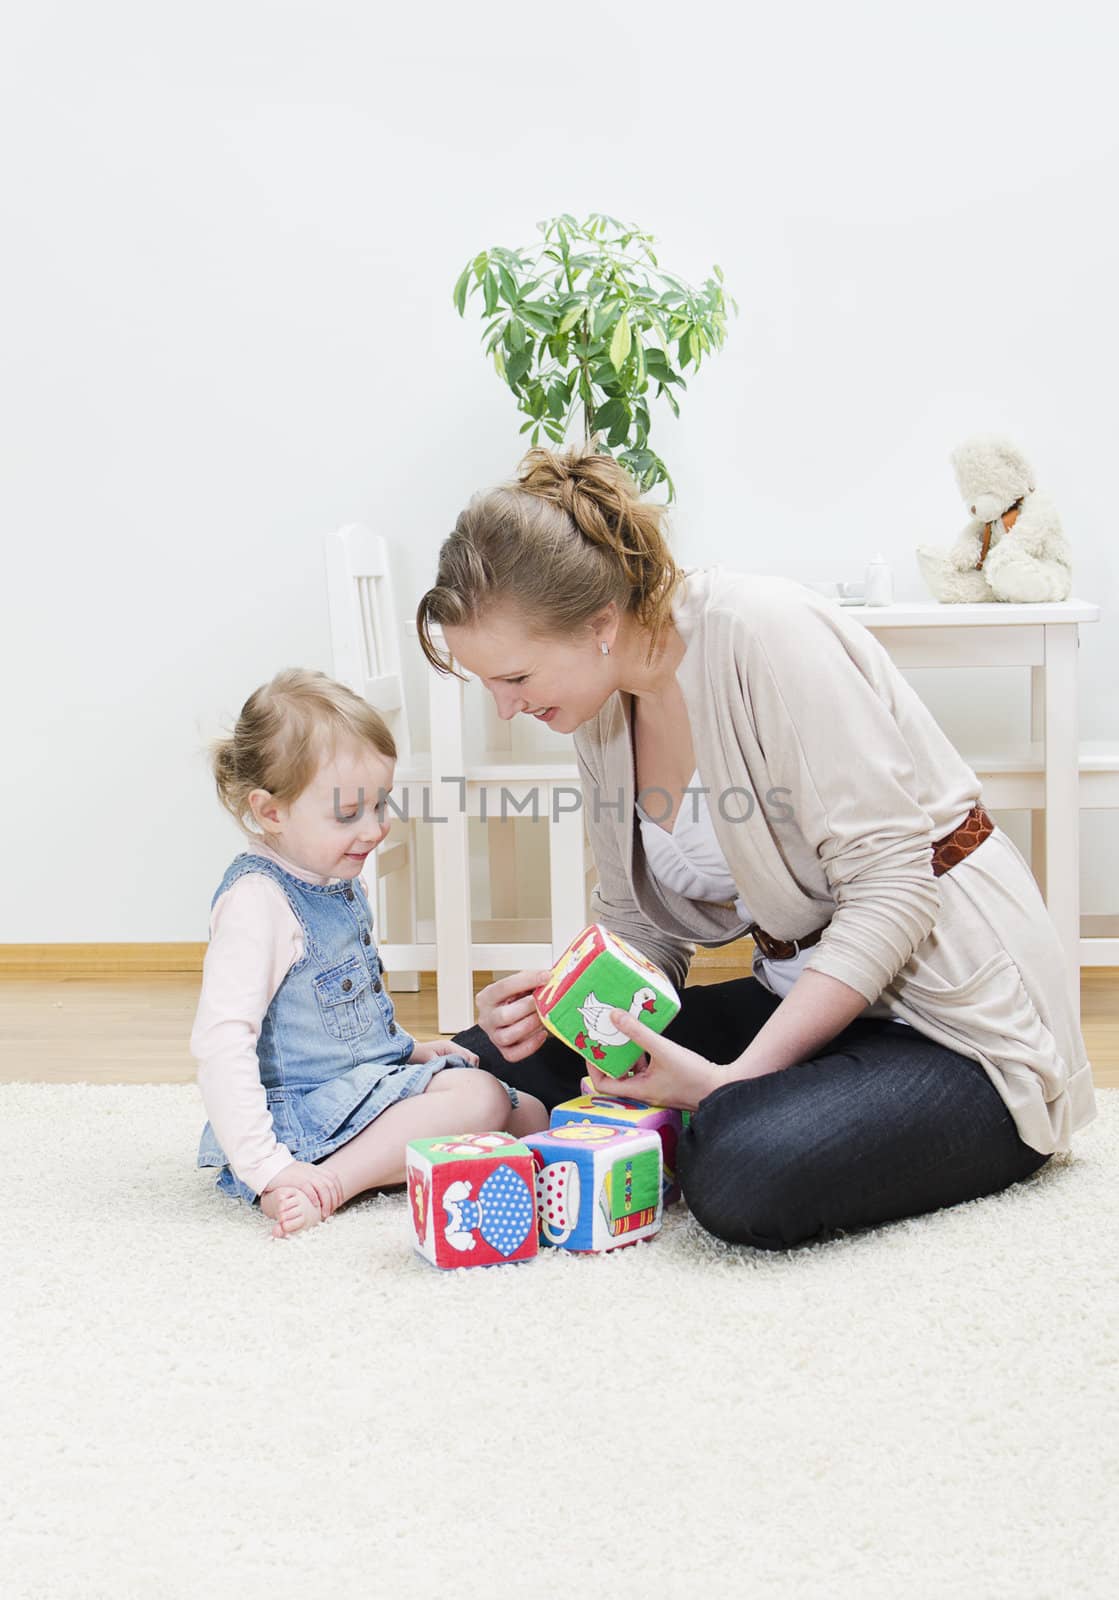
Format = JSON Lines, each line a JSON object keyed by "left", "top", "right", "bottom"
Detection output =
{"left": 408, "top": 1038, "right": 481, "bottom": 1066}
{"left": 262, "top": 1160, "right": 345, "bottom": 1219}
{"left": 474, "top": 969, "right": 554, "bottom": 1062}
{"left": 584, "top": 1010, "right": 726, "bottom": 1112}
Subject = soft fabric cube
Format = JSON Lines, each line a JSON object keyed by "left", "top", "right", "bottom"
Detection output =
{"left": 406, "top": 1132, "right": 539, "bottom": 1269}
{"left": 579, "top": 1073, "right": 693, "bottom": 1131}
{"left": 522, "top": 1124, "right": 663, "bottom": 1252}
{"left": 534, "top": 923, "right": 680, "bottom": 1078}
{"left": 551, "top": 1093, "right": 683, "bottom": 1206}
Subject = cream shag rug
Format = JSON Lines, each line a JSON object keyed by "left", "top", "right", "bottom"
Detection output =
{"left": 2, "top": 1082, "right": 1117, "bottom": 1600}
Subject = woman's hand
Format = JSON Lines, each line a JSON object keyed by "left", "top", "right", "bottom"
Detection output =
{"left": 408, "top": 1038, "right": 481, "bottom": 1066}
{"left": 584, "top": 1009, "right": 727, "bottom": 1112}
{"left": 474, "top": 968, "right": 554, "bottom": 1062}
{"left": 262, "top": 1160, "right": 346, "bottom": 1219}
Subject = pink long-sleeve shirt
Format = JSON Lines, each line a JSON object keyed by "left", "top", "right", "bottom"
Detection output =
{"left": 190, "top": 839, "right": 372, "bottom": 1195}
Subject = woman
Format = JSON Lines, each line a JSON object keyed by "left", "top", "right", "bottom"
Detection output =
{"left": 415, "top": 443, "right": 1097, "bottom": 1250}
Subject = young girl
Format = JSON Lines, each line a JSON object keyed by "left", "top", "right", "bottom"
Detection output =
{"left": 192, "top": 666, "right": 548, "bottom": 1239}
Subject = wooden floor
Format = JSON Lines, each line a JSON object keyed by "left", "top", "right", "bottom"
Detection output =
{"left": 1, "top": 965, "right": 1116, "bottom": 1088}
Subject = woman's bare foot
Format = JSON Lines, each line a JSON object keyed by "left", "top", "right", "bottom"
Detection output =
{"left": 259, "top": 1185, "right": 324, "bottom": 1239}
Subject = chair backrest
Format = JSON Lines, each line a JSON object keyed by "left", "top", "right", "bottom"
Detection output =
{"left": 323, "top": 524, "right": 413, "bottom": 764}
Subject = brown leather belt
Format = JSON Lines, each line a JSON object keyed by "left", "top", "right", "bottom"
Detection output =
{"left": 745, "top": 802, "right": 996, "bottom": 963}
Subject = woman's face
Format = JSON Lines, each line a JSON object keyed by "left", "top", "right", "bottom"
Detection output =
{"left": 441, "top": 605, "right": 619, "bottom": 735}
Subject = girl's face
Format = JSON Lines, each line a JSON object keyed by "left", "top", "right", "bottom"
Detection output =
{"left": 249, "top": 743, "right": 395, "bottom": 880}
{"left": 441, "top": 605, "right": 619, "bottom": 736}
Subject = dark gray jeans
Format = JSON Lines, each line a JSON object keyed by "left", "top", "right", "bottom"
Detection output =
{"left": 451, "top": 974, "right": 1051, "bottom": 1250}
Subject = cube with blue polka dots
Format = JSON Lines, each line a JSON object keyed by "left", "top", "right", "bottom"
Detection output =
{"left": 406, "top": 1132, "right": 539, "bottom": 1269}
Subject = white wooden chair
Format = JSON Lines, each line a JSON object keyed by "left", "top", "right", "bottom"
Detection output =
{"left": 323, "top": 524, "right": 429, "bottom": 989}
{"left": 324, "top": 525, "right": 595, "bottom": 1030}
{"left": 420, "top": 625, "right": 592, "bottom": 1029}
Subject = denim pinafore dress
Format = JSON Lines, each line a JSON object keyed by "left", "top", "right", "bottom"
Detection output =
{"left": 197, "top": 852, "right": 506, "bottom": 1206}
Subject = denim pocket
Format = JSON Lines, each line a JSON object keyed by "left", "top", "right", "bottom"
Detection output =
{"left": 313, "top": 955, "right": 375, "bottom": 1042}
{"left": 263, "top": 1086, "right": 304, "bottom": 1148}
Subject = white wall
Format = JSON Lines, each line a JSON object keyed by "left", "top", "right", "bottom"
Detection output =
{"left": 2, "top": 0, "right": 1116, "bottom": 943}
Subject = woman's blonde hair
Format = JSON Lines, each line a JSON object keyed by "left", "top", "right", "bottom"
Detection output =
{"left": 416, "top": 439, "right": 682, "bottom": 677}
{"left": 208, "top": 667, "right": 396, "bottom": 839}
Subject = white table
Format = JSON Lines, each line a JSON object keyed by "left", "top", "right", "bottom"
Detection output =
{"left": 839, "top": 597, "right": 1100, "bottom": 1023}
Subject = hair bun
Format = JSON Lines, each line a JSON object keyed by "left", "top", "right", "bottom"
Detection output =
{"left": 417, "top": 437, "right": 680, "bottom": 677}
{"left": 517, "top": 440, "right": 644, "bottom": 546}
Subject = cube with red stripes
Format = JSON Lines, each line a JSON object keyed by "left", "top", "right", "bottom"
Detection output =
{"left": 522, "top": 1123, "right": 663, "bottom": 1253}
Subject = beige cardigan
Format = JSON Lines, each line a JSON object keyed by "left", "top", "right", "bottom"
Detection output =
{"left": 573, "top": 566, "right": 1096, "bottom": 1156}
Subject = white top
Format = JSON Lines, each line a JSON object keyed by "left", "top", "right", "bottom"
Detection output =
{"left": 636, "top": 772, "right": 911, "bottom": 1021}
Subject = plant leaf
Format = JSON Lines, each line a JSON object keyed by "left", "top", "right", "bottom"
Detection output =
{"left": 497, "top": 264, "right": 519, "bottom": 305}
{"left": 609, "top": 315, "right": 632, "bottom": 370}
{"left": 505, "top": 349, "right": 532, "bottom": 385}
{"left": 518, "top": 303, "right": 555, "bottom": 334}
{"left": 594, "top": 397, "right": 627, "bottom": 436}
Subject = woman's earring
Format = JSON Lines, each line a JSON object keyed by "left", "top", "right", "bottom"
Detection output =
{"left": 600, "top": 641, "right": 610, "bottom": 656}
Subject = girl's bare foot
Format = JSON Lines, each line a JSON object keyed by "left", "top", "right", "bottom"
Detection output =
{"left": 259, "top": 1185, "right": 324, "bottom": 1239}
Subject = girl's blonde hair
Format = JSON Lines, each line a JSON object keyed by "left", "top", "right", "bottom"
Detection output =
{"left": 416, "top": 439, "right": 682, "bottom": 677}
{"left": 209, "top": 667, "right": 396, "bottom": 839}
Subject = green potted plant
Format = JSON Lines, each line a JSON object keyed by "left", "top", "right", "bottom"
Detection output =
{"left": 452, "top": 211, "right": 739, "bottom": 501}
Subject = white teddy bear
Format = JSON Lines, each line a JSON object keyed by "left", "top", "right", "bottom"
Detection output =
{"left": 916, "top": 434, "right": 1072, "bottom": 603}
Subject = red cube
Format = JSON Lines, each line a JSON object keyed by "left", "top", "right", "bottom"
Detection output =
{"left": 406, "top": 1132, "right": 539, "bottom": 1269}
